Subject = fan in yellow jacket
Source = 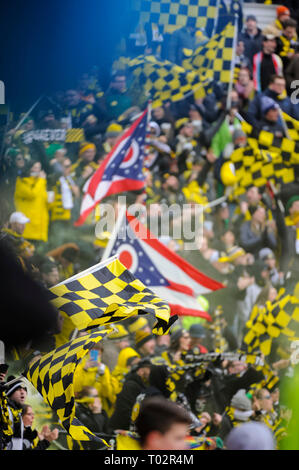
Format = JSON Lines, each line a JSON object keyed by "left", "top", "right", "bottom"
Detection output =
{"left": 73, "top": 345, "right": 119, "bottom": 418}
{"left": 14, "top": 161, "right": 50, "bottom": 243}
{"left": 112, "top": 347, "right": 141, "bottom": 394}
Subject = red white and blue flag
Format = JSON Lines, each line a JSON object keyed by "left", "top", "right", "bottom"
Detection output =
{"left": 75, "top": 108, "right": 149, "bottom": 226}
{"left": 102, "top": 211, "right": 225, "bottom": 321}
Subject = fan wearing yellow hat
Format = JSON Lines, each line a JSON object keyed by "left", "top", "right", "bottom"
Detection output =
{"left": 134, "top": 330, "right": 156, "bottom": 358}
{"left": 127, "top": 317, "right": 151, "bottom": 336}
{"left": 102, "top": 122, "right": 123, "bottom": 154}
{"left": 70, "top": 141, "right": 99, "bottom": 187}
{"left": 112, "top": 347, "right": 141, "bottom": 393}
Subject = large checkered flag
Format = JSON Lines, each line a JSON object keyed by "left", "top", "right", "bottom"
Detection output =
{"left": 124, "top": 55, "right": 212, "bottom": 107}
{"left": 48, "top": 255, "right": 176, "bottom": 346}
{"left": 222, "top": 115, "right": 298, "bottom": 199}
{"left": 23, "top": 330, "right": 111, "bottom": 446}
{"left": 242, "top": 292, "right": 299, "bottom": 357}
{"left": 227, "top": 145, "right": 296, "bottom": 199}
{"left": 131, "top": 0, "right": 221, "bottom": 38}
{"left": 241, "top": 118, "right": 299, "bottom": 165}
{"left": 182, "top": 22, "right": 236, "bottom": 84}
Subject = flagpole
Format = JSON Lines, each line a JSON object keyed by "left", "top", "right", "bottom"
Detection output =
{"left": 278, "top": 108, "right": 291, "bottom": 140}
{"left": 268, "top": 180, "right": 285, "bottom": 214}
{"left": 0, "top": 341, "right": 5, "bottom": 365}
{"left": 100, "top": 204, "right": 127, "bottom": 262}
{"left": 203, "top": 195, "right": 227, "bottom": 211}
{"left": 226, "top": 14, "right": 239, "bottom": 111}
{"left": 235, "top": 111, "right": 245, "bottom": 122}
{"left": 212, "top": 0, "right": 222, "bottom": 36}
{"left": 14, "top": 95, "right": 44, "bottom": 132}
{"left": 99, "top": 99, "right": 151, "bottom": 264}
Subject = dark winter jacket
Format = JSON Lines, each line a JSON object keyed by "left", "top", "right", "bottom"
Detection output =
{"left": 108, "top": 372, "right": 147, "bottom": 432}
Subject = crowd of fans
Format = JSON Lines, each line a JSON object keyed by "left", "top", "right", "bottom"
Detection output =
{"left": 0, "top": 1, "right": 299, "bottom": 451}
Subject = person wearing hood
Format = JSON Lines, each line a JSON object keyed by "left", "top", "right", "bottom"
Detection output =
{"left": 166, "top": 18, "right": 198, "bottom": 65}
{"left": 131, "top": 363, "right": 205, "bottom": 435}
{"left": 108, "top": 358, "right": 152, "bottom": 432}
{"left": 247, "top": 74, "right": 299, "bottom": 127}
{"left": 112, "top": 349, "right": 140, "bottom": 394}
{"left": 101, "top": 324, "right": 131, "bottom": 373}
{"left": 216, "top": 389, "right": 254, "bottom": 440}
{"left": 130, "top": 364, "right": 174, "bottom": 431}
{"left": 255, "top": 97, "right": 285, "bottom": 137}
{"left": 14, "top": 160, "right": 50, "bottom": 245}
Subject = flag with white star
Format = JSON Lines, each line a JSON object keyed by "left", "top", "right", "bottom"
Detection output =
{"left": 103, "top": 211, "right": 225, "bottom": 320}
{"left": 75, "top": 108, "right": 149, "bottom": 226}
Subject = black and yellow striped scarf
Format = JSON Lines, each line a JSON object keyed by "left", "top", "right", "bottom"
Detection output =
{"left": 278, "top": 34, "right": 295, "bottom": 58}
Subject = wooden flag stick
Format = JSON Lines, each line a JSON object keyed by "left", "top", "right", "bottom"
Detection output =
{"left": 278, "top": 108, "right": 291, "bottom": 140}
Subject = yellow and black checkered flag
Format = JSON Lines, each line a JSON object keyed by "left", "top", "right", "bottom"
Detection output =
{"left": 23, "top": 329, "right": 111, "bottom": 446}
{"left": 227, "top": 145, "right": 295, "bottom": 199}
{"left": 241, "top": 118, "right": 299, "bottom": 165}
{"left": 49, "top": 255, "right": 175, "bottom": 341}
{"left": 243, "top": 293, "right": 299, "bottom": 357}
{"left": 281, "top": 111, "right": 299, "bottom": 142}
{"left": 182, "top": 22, "right": 236, "bottom": 84}
{"left": 125, "top": 54, "right": 211, "bottom": 107}
{"left": 131, "top": 0, "right": 220, "bottom": 36}
{"left": 224, "top": 116, "right": 299, "bottom": 198}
